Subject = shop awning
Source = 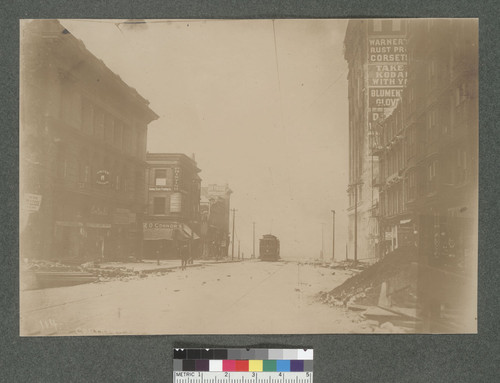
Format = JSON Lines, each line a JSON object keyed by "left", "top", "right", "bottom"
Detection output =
{"left": 181, "top": 224, "right": 200, "bottom": 240}
{"left": 143, "top": 227, "right": 176, "bottom": 241}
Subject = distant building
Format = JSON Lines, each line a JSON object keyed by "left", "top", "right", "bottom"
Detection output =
{"left": 143, "top": 153, "right": 201, "bottom": 259}
{"left": 200, "top": 184, "right": 232, "bottom": 259}
{"left": 20, "top": 20, "right": 159, "bottom": 262}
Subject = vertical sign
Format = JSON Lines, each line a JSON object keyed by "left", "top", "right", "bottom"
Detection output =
{"left": 173, "top": 167, "right": 181, "bottom": 191}
{"left": 367, "top": 22, "right": 408, "bottom": 126}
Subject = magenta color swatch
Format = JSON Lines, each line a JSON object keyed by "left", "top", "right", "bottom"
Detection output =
{"left": 223, "top": 360, "right": 236, "bottom": 371}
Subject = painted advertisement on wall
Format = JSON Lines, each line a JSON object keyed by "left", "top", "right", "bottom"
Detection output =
{"left": 367, "top": 21, "right": 408, "bottom": 127}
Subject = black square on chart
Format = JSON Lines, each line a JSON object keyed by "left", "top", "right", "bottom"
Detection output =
{"left": 213, "top": 349, "right": 228, "bottom": 359}
{"left": 201, "top": 349, "right": 214, "bottom": 359}
{"left": 182, "top": 360, "right": 196, "bottom": 371}
{"left": 174, "top": 349, "right": 187, "bottom": 359}
{"left": 187, "top": 349, "right": 202, "bottom": 359}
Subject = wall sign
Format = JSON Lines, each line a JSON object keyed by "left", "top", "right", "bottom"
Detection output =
{"left": 367, "top": 33, "right": 408, "bottom": 125}
{"left": 96, "top": 170, "right": 110, "bottom": 185}
{"left": 23, "top": 193, "right": 42, "bottom": 212}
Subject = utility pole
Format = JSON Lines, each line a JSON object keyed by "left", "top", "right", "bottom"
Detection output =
{"left": 321, "top": 223, "right": 325, "bottom": 261}
{"left": 252, "top": 222, "right": 256, "bottom": 258}
{"left": 231, "top": 208, "right": 236, "bottom": 260}
{"left": 238, "top": 240, "right": 240, "bottom": 259}
{"left": 354, "top": 183, "right": 358, "bottom": 265}
{"left": 331, "top": 210, "right": 336, "bottom": 262}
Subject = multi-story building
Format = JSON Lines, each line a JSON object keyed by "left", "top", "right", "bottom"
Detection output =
{"left": 344, "top": 19, "right": 408, "bottom": 261}
{"left": 372, "top": 19, "right": 478, "bottom": 332}
{"left": 200, "top": 184, "right": 232, "bottom": 259}
{"left": 20, "top": 20, "right": 158, "bottom": 262}
{"left": 143, "top": 153, "right": 201, "bottom": 259}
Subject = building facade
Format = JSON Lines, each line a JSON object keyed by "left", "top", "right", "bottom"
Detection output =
{"left": 20, "top": 20, "right": 158, "bottom": 263}
{"left": 200, "top": 184, "right": 232, "bottom": 259}
{"left": 368, "top": 19, "right": 478, "bottom": 332}
{"left": 143, "top": 153, "right": 201, "bottom": 259}
{"left": 344, "top": 19, "right": 408, "bottom": 261}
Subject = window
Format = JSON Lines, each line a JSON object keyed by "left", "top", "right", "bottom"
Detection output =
{"left": 428, "top": 162, "right": 435, "bottom": 181}
{"left": 455, "top": 83, "right": 468, "bottom": 106}
{"left": 408, "top": 126, "right": 416, "bottom": 158}
{"left": 135, "top": 170, "right": 143, "bottom": 199}
{"left": 455, "top": 148, "right": 469, "bottom": 185}
{"left": 115, "top": 174, "right": 121, "bottom": 191}
{"left": 82, "top": 99, "right": 94, "bottom": 134}
{"left": 153, "top": 197, "right": 166, "bottom": 215}
{"left": 79, "top": 162, "right": 90, "bottom": 184}
{"left": 170, "top": 193, "right": 182, "bottom": 213}
{"left": 57, "top": 148, "right": 66, "bottom": 179}
{"left": 392, "top": 20, "right": 401, "bottom": 31}
{"left": 104, "top": 115, "right": 114, "bottom": 144}
{"left": 129, "top": 130, "right": 136, "bottom": 155}
{"left": 136, "top": 129, "right": 145, "bottom": 159}
{"left": 407, "top": 171, "right": 416, "bottom": 201}
{"left": 61, "top": 84, "right": 82, "bottom": 128}
{"left": 373, "top": 20, "right": 382, "bottom": 32}
{"left": 93, "top": 108, "right": 104, "bottom": 139}
{"left": 426, "top": 109, "right": 437, "bottom": 143}
{"left": 122, "top": 125, "right": 131, "bottom": 153}
{"left": 155, "top": 169, "right": 167, "bottom": 186}
{"left": 428, "top": 58, "right": 436, "bottom": 80}
{"left": 428, "top": 160, "right": 437, "bottom": 193}
{"left": 114, "top": 121, "right": 123, "bottom": 148}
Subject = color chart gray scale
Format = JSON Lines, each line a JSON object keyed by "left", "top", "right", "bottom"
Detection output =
{"left": 173, "top": 348, "right": 313, "bottom": 383}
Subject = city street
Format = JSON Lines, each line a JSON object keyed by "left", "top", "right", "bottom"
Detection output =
{"left": 20, "top": 260, "right": 372, "bottom": 336}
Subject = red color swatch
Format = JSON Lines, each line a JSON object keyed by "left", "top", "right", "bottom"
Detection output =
{"left": 223, "top": 360, "right": 236, "bottom": 371}
{"left": 235, "top": 360, "right": 249, "bottom": 371}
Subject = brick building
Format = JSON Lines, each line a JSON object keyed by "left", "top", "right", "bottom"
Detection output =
{"left": 143, "top": 153, "right": 201, "bottom": 259}
{"left": 200, "top": 184, "right": 232, "bottom": 259}
{"left": 20, "top": 20, "right": 158, "bottom": 262}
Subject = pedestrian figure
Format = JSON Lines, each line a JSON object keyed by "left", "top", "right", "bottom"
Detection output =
{"left": 180, "top": 243, "right": 189, "bottom": 270}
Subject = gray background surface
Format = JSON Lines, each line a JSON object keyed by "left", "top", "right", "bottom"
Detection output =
{"left": 2, "top": 1, "right": 499, "bottom": 382}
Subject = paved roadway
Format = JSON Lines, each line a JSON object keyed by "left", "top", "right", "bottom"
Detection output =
{"left": 20, "top": 260, "right": 369, "bottom": 336}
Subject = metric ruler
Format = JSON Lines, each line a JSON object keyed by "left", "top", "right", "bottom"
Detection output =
{"left": 173, "top": 348, "right": 313, "bottom": 383}
{"left": 173, "top": 371, "right": 313, "bottom": 383}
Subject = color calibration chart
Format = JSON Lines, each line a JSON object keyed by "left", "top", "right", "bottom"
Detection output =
{"left": 173, "top": 348, "right": 313, "bottom": 383}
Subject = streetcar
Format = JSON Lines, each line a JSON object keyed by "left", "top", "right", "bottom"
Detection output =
{"left": 259, "top": 234, "right": 280, "bottom": 261}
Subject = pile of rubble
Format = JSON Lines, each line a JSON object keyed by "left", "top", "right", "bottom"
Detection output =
{"left": 320, "top": 251, "right": 416, "bottom": 305}
{"left": 318, "top": 249, "right": 419, "bottom": 332}
{"left": 82, "top": 264, "right": 146, "bottom": 282}
{"left": 22, "top": 259, "right": 173, "bottom": 288}
{"left": 23, "top": 259, "right": 84, "bottom": 273}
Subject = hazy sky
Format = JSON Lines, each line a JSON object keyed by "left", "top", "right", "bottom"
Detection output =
{"left": 61, "top": 19, "right": 349, "bottom": 260}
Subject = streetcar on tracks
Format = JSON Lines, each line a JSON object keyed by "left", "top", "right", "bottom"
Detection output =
{"left": 259, "top": 234, "right": 280, "bottom": 261}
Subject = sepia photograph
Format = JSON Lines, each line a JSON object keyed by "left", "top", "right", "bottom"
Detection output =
{"left": 19, "top": 18, "right": 478, "bottom": 336}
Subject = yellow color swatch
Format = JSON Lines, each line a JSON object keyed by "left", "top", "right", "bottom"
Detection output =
{"left": 249, "top": 360, "right": 263, "bottom": 371}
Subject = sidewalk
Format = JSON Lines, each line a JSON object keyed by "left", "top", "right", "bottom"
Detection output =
{"left": 98, "top": 258, "right": 244, "bottom": 274}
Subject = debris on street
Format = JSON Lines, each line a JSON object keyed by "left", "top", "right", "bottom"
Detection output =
{"left": 318, "top": 250, "right": 419, "bottom": 332}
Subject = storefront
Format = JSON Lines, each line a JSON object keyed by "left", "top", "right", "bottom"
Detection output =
{"left": 381, "top": 215, "right": 416, "bottom": 256}
{"left": 51, "top": 193, "right": 140, "bottom": 262}
{"left": 142, "top": 221, "right": 199, "bottom": 259}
